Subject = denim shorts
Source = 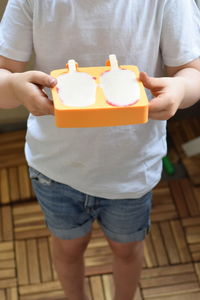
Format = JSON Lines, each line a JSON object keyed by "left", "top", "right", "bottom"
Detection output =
{"left": 29, "top": 167, "right": 152, "bottom": 243}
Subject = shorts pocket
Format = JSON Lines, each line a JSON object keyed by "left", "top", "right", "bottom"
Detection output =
{"left": 29, "top": 167, "right": 53, "bottom": 186}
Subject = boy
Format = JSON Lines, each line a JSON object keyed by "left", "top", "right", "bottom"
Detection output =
{"left": 0, "top": 1, "right": 200, "bottom": 299}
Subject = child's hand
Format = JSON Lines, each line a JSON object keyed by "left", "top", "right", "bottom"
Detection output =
{"left": 139, "top": 72, "right": 185, "bottom": 120}
{"left": 9, "top": 71, "right": 57, "bottom": 116}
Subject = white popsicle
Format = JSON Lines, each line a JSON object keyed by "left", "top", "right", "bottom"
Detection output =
{"left": 57, "top": 59, "right": 97, "bottom": 107}
{"left": 100, "top": 54, "right": 140, "bottom": 106}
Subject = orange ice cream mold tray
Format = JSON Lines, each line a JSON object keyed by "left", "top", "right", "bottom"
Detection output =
{"left": 51, "top": 55, "right": 149, "bottom": 128}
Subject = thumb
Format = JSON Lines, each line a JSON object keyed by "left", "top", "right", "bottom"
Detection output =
{"left": 148, "top": 95, "right": 167, "bottom": 112}
{"left": 139, "top": 71, "right": 165, "bottom": 90}
{"left": 26, "top": 71, "right": 57, "bottom": 88}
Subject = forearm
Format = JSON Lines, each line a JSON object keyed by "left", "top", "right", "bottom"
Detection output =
{"left": 174, "top": 67, "right": 200, "bottom": 109}
{"left": 0, "top": 69, "right": 21, "bottom": 109}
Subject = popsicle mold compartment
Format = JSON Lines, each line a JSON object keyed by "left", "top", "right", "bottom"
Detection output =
{"left": 51, "top": 55, "right": 149, "bottom": 128}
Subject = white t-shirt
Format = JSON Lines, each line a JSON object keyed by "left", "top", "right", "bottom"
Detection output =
{"left": 0, "top": 0, "right": 199, "bottom": 199}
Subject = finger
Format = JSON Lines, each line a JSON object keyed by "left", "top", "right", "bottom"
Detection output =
{"left": 139, "top": 72, "right": 166, "bottom": 90}
{"left": 26, "top": 71, "right": 57, "bottom": 88}
{"left": 39, "top": 88, "right": 55, "bottom": 115}
{"left": 148, "top": 95, "right": 176, "bottom": 120}
{"left": 148, "top": 110, "right": 175, "bottom": 120}
{"left": 36, "top": 93, "right": 55, "bottom": 115}
{"left": 148, "top": 95, "right": 169, "bottom": 113}
{"left": 27, "top": 86, "right": 55, "bottom": 115}
{"left": 30, "top": 98, "right": 54, "bottom": 116}
{"left": 44, "top": 100, "right": 54, "bottom": 115}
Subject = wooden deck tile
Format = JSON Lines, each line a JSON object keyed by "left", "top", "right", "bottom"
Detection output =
{"left": 144, "top": 232, "right": 158, "bottom": 268}
{"left": 170, "top": 220, "right": 191, "bottom": 263}
{"left": 13, "top": 203, "right": 49, "bottom": 240}
{"left": 0, "top": 131, "right": 26, "bottom": 170}
{"left": 26, "top": 239, "right": 41, "bottom": 284}
{"left": 8, "top": 168, "right": 21, "bottom": 203}
{"left": 17, "top": 165, "right": 33, "bottom": 201}
{"left": 160, "top": 221, "right": 180, "bottom": 264}
{"left": 149, "top": 292, "right": 200, "bottom": 300}
{"left": 85, "top": 278, "right": 93, "bottom": 300}
{"left": 0, "top": 129, "right": 34, "bottom": 204}
{"left": 151, "top": 181, "right": 178, "bottom": 221}
{"left": 195, "top": 263, "right": 200, "bottom": 283}
{"left": 0, "top": 241, "right": 15, "bottom": 278}
{"left": 0, "top": 207, "right": 13, "bottom": 241}
{"left": 15, "top": 237, "right": 55, "bottom": 287}
{"left": 38, "top": 237, "right": 53, "bottom": 283}
{"left": 182, "top": 155, "right": 200, "bottom": 186}
{"left": 168, "top": 117, "right": 200, "bottom": 158}
{"left": 19, "top": 281, "right": 63, "bottom": 300}
{"left": 150, "top": 223, "right": 169, "bottom": 266}
{"left": 0, "top": 165, "right": 34, "bottom": 205}
{"left": 102, "top": 274, "right": 114, "bottom": 300}
{"left": 0, "top": 287, "right": 18, "bottom": 300}
{"left": 141, "top": 264, "right": 200, "bottom": 299}
{"left": 168, "top": 178, "right": 200, "bottom": 218}
{"left": 168, "top": 180, "right": 190, "bottom": 218}
{"left": 0, "top": 130, "right": 25, "bottom": 145}
{"left": 179, "top": 178, "right": 200, "bottom": 216}
{"left": 90, "top": 276, "right": 105, "bottom": 300}
{"left": 168, "top": 117, "right": 200, "bottom": 185}
{"left": 193, "top": 186, "right": 200, "bottom": 211}
{"left": 182, "top": 217, "right": 200, "bottom": 261}
{"left": 0, "top": 169, "right": 10, "bottom": 205}
{"left": 19, "top": 276, "right": 120, "bottom": 300}
{"left": 0, "top": 241, "right": 17, "bottom": 299}
{"left": 144, "top": 219, "right": 191, "bottom": 267}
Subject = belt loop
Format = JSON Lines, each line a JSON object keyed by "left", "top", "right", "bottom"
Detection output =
{"left": 84, "top": 194, "right": 89, "bottom": 208}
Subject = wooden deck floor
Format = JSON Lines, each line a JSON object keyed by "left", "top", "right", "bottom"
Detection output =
{"left": 0, "top": 117, "right": 200, "bottom": 300}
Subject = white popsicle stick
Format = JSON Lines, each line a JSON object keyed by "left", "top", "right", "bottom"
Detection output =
{"left": 67, "top": 59, "right": 77, "bottom": 73}
{"left": 109, "top": 54, "right": 119, "bottom": 70}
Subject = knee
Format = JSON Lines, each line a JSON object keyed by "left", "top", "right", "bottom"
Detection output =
{"left": 111, "top": 240, "right": 144, "bottom": 263}
{"left": 52, "top": 233, "right": 91, "bottom": 264}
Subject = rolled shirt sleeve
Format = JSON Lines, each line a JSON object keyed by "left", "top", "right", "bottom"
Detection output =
{"left": 160, "top": 0, "right": 200, "bottom": 67}
{"left": 0, "top": 0, "right": 33, "bottom": 61}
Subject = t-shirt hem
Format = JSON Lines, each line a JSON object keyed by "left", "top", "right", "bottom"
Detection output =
{"left": 27, "top": 163, "right": 160, "bottom": 200}
{"left": 0, "top": 44, "right": 31, "bottom": 62}
{"left": 164, "top": 51, "right": 200, "bottom": 67}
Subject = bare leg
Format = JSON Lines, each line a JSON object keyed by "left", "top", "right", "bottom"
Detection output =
{"left": 106, "top": 239, "right": 144, "bottom": 300}
{"left": 52, "top": 231, "right": 92, "bottom": 300}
